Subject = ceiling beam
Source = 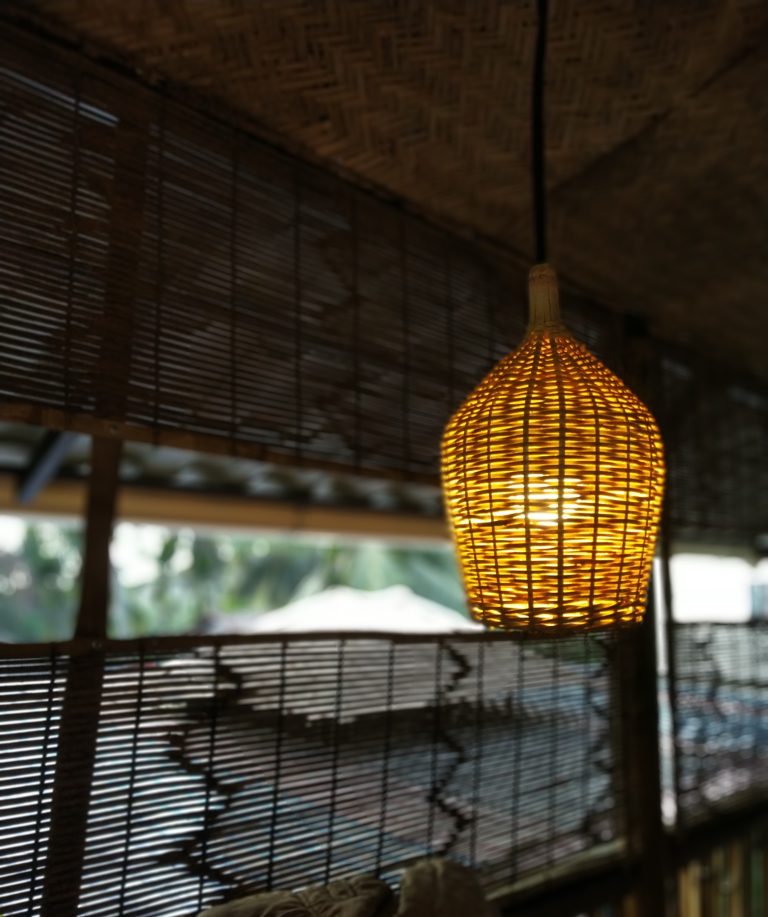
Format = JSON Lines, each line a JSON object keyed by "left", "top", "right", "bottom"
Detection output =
{"left": 0, "top": 474, "right": 448, "bottom": 542}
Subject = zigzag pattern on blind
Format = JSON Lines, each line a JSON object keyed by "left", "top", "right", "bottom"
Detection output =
{"left": 0, "top": 634, "right": 618, "bottom": 917}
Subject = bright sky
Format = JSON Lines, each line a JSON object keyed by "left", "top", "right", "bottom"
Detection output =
{"left": 0, "top": 515, "right": 25, "bottom": 552}
{"left": 670, "top": 554, "right": 754, "bottom": 622}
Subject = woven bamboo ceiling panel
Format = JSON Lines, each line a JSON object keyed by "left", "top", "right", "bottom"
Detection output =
{"left": 18, "top": 0, "right": 768, "bottom": 380}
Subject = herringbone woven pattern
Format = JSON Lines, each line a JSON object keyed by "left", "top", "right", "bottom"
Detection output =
{"left": 26, "top": 0, "right": 762, "bottom": 230}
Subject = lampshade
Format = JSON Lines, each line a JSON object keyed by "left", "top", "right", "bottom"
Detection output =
{"left": 441, "top": 264, "right": 665, "bottom": 633}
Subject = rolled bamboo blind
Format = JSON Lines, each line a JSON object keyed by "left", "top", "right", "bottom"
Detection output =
{"left": 442, "top": 265, "right": 665, "bottom": 633}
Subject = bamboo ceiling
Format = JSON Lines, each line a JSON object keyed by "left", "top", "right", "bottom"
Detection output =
{"left": 15, "top": 0, "right": 768, "bottom": 382}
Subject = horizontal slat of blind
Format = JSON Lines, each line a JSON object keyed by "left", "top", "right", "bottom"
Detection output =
{"left": 0, "top": 634, "right": 619, "bottom": 916}
{"left": 673, "top": 622, "right": 768, "bottom": 824}
{"left": 0, "top": 656, "right": 67, "bottom": 917}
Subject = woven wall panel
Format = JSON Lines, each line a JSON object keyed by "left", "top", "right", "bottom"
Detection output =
{"left": 0, "top": 33, "right": 504, "bottom": 483}
{"left": 0, "top": 634, "right": 618, "bottom": 917}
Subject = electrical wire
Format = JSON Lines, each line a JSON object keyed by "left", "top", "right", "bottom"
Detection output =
{"left": 532, "top": 0, "right": 549, "bottom": 263}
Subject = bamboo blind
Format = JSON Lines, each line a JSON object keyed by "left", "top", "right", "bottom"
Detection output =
{"left": 655, "top": 357, "right": 768, "bottom": 544}
{"left": 0, "top": 28, "right": 506, "bottom": 485}
{"left": 0, "top": 634, "right": 618, "bottom": 917}
{"left": 4, "top": 625, "right": 766, "bottom": 915}
{"left": 672, "top": 622, "right": 768, "bottom": 826}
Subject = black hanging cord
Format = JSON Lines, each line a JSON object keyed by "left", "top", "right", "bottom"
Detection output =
{"left": 532, "top": 0, "right": 549, "bottom": 263}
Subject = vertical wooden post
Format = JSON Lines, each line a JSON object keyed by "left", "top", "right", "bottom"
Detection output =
{"left": 741, "top": 837, "right": 753, "bottom": 917}
{"left": 75, "top": 439, "right": 124, "bottom": 638}
{"left": 615, "top": 312, "right": 671, "bottom": 915}
{"left": 39, "top": 96, "right": 147, "bottom": 914}
{"left": 40, "top": 438, "right": 122, "bottom": 916}
{"left": 687, "top": 860, "right": 703, "bottom": 917}
{"left": 616, "top": 593, "right": 668, "bottom": 916}
{"left": 730, "top": 841, "right": 745, "bottom": 917}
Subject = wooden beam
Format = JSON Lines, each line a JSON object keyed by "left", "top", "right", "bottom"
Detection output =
{"left": 0, "top": 473, "right": 449, "bottom": 542}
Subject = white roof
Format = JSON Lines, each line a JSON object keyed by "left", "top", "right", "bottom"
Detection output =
{"left": 209, "top": 584, "right": 483, "bottom": 634}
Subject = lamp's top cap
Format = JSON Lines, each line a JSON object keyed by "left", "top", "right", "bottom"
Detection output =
{"left": 528, "top": 263, "right": 558, "bottom": 285}
{"left": 528, "top": 262, "right": 561, "bottom": 330}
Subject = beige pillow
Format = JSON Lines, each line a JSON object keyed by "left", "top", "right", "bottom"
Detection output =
{"left": 198, "top": 858, "right": 497, "bottom": 917}
{"left": 397, "top": 859, "right": 499, "bottom": 917}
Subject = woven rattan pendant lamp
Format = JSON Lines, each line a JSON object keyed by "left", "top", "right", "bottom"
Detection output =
{"left": 441, "top": 0, "right": 665, "bottom": 633}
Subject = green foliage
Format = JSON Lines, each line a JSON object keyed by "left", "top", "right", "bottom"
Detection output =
{"left": 0, "top": 522, "right": 82, "bottom": 642}
{"left": 0, "top": 519, "right": 467, "bottom": 641}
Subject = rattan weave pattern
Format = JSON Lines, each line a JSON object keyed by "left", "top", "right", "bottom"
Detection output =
{"left": 442, "top": 266, "right": 664, "bottom": 632}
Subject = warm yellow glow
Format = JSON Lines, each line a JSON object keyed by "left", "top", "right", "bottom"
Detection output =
{"left": 441, "top": 264, "right": 665, "bottom": 633}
